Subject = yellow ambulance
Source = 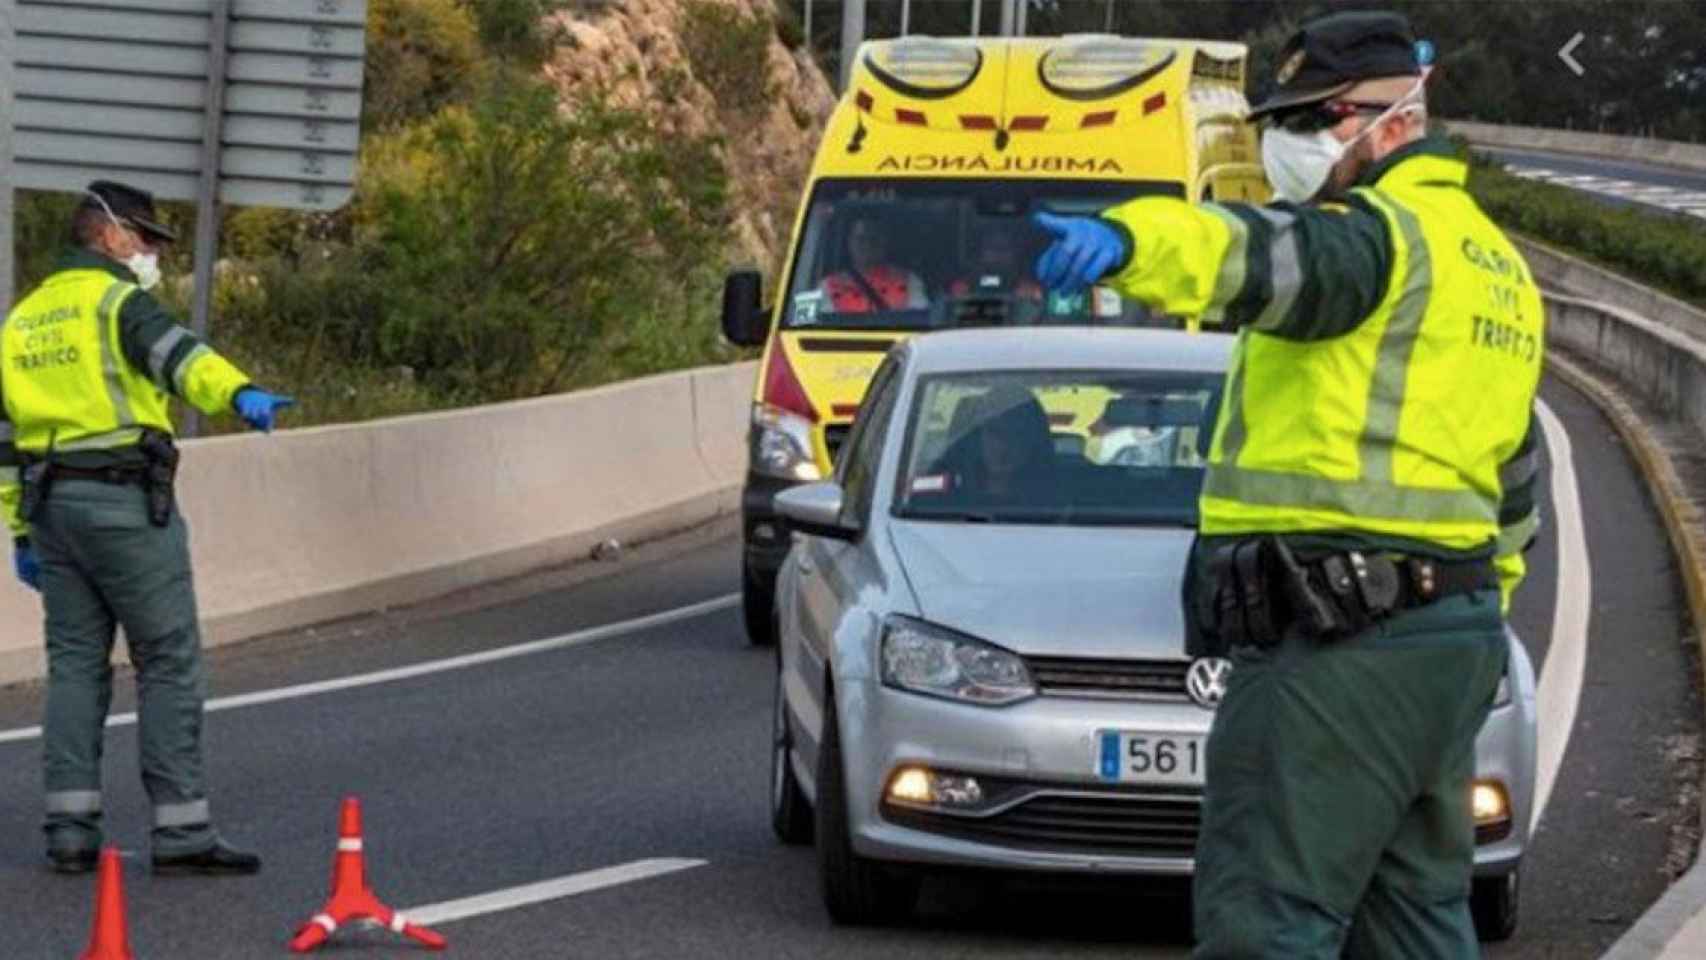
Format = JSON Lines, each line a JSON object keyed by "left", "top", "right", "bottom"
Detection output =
{"left": 721, "top": 33, "right": 1269, "bottom": 643}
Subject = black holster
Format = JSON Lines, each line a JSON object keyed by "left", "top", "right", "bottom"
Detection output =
{"left": 1191, "top": 536, "right": 1368, "bottom": 655}
{"left": 136, "top": 428, "right": 179, "bottom": 528}
{"left": 17, "top": 457, "right": 53, "bottom": 524}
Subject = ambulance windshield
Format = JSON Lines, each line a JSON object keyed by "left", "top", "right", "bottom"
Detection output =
{"left": 781, "top": 178, "right": 1186, "bottom": 332}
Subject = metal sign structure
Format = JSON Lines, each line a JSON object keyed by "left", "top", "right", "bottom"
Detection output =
{"left": 3, "top": 0, "right": 366, "bottom": 433}
{"left": 13, "top": 0, "right": 364, "bottom": 211}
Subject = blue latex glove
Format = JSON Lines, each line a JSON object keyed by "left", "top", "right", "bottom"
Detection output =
{"left": 1032, "top": 211, "right": 1130, "bottom": 294}
{"left": 233, "top": 387, "right": 295, "bottom": 433}
{"left": 14, "top": 537, "right": 40, "bottom": 592}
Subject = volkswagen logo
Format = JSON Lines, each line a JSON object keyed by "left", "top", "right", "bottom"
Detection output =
{"left": 1186, "top": 657, "right": 1232, "bottom": 709}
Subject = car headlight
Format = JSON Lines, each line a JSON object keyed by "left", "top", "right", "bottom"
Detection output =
{"left": 751, "top": 405, "right": 822, "bottom": 482}
{"left": 879, "top": 616, "right": 1035, "bottom": 706}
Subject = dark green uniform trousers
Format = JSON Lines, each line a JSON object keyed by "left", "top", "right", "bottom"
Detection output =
{"left": 1192, "top": 590, "right": 1508, "bottom": 960}
{"left": 32, "top": 478, "right": 217, "bottom": 858}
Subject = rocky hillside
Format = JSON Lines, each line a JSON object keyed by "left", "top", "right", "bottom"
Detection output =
{"left": 542, "top": 0, "right": 837, "bottom": 272}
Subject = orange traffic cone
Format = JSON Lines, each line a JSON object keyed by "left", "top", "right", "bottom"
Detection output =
{"left": 288, "top": 797, "right": 446, "bottom": 953}
{"left": 78, "top": 847, "right": 134, "bottom": 960}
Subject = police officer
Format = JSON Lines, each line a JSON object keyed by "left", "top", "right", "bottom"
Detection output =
{"left": 0, "top": 181, "right": 294, "bottom": 875}
{"left": 1033, "top": 12, "right": 1542, "bottom": 957}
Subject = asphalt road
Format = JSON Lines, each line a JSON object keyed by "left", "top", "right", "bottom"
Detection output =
{"left": 1479, "top": 146, "right": 1706, "bottom": 220}
{"left": 0, "top": 375, "right": 1698, "bottom": 959}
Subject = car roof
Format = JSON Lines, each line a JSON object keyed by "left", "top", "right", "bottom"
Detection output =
{"left": 899, "top": 328, "right": 1235, "bottom": 376}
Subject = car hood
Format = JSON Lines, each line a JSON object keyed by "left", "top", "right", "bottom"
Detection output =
{"left": 888, "top": 521, "right": 1195, "bottom": 659}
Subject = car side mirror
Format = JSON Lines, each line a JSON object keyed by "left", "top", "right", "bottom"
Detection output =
{"left": 775, "top": 482, "right": 860, "bottom": 542}
{"left": 721, "top": 270, "right": 769, "bottom": 347}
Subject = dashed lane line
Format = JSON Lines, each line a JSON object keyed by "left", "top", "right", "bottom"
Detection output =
{"left": 401, "top": 858, "right": 708, "bottom": 926}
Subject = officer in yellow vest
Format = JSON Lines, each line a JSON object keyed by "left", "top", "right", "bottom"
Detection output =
{"left": 0, "top": 181, "right": 294, "bottom": 875}
{"left": 1033, "top": 12, "right": 1542, "bottom": 957}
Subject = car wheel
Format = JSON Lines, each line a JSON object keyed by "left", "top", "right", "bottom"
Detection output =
{"left": 1471, "top": 869, "right": 1519, "bottom": 942}
{"left": 770, "top": 657, "right": 813, "bottom": 845}
{"left": 816, "top": 691, "right": 919, "bottom": 925}
{"left": 743, "top": 572, "right": 777, "bottom": 647}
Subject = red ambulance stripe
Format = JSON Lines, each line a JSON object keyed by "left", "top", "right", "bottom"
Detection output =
{"left": 959, "top": 115, "right": 998, "bottom": 130}
{"left": 855, "top": 89, "right": 873, "bottom": 113}
{"left": 1081, "top": 110, "right": 1117, "bottom": 128}
{"left": 1143, "top": 92, "right": 1167, "bottom": 115}
{"left": 1009, "top": 115, "right": 1048, "bottom": 131}
{"left": 895, "top": 108, "right": 927, "bottom": 126}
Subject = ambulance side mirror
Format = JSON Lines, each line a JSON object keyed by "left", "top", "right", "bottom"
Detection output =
{"left": 721, "top": 270, "right": 768, "bottom": 347}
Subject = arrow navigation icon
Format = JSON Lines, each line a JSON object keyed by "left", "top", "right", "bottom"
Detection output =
{"left": 1559, "top": 31, "right": 1586, "bottom": 76}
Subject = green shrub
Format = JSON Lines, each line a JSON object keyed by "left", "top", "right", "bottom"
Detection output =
{"left": 365, "top": 0, "right": 483, "bottom": 132}
{"left": 349, "top": 74, "right": 732, "bottom": 398}
{"left": 680, "top": 0, "right": 776, "bottom": 115}
{"left": 458, "top": 0, "right": 569, "bottom": 66}
{"left": 1466, "top": 155, "right": 1706, "bottom": 308}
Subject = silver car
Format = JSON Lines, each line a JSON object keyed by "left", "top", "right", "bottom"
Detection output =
{"left": 767, "top": 328, "right": 1537, "bottom": 939}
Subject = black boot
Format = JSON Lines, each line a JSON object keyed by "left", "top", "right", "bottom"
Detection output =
{"left": 152, "top": 840, "right": 262, "bottom": 876}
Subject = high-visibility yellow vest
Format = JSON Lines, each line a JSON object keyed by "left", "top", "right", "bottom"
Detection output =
{"left": 1199, "top": 154, "right": 1544, "bottom": 551}
{"left": 2, "top": 268, "right": 233, "bottom": 454}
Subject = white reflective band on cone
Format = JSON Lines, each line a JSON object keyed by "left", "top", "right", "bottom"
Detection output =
{"left": 338, "top": 838, "right": 363, "bottom": 852}
{"left": 390, "top": 914, "right": 408, "bottom": 933}
{"left": 313, "top": 914, "right": 337, "bottom": 933}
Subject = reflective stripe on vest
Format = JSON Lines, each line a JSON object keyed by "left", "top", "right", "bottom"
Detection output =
{"left": 1200, "top": 156, "right": 1543, "bottom": 550}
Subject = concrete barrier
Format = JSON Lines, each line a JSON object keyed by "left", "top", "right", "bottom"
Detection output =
{"left": 1545, "top": 293, "right": 1706, "bottom": 439}
{"left": 1448, "top": 120, "right": 1706, "bottom": 176}
{"left": 1516, "top": 238, "right": 1706, "bottom": 344}
{"left": 0, "top": 361, "right": 757, "bottom": 688}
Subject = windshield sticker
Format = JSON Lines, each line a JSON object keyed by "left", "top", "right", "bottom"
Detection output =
{"left": 791, "top": 290, "right": 824, "bottom": 326}
{"left": 910, "top": 474, "right": 950, "bottom": 494}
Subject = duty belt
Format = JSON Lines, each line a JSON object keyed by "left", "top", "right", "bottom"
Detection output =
{"left": 51, "top": 464, "right": 148, "bottom": 487}
{"left": 1204, "top": 536, "right": 1497, "bottom": 650}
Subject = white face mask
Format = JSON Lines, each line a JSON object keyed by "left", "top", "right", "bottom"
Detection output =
{"left": 125, "top": 251, "right": 162, "bottom": 291}
{"left": 1260, "top": 77, "right": 1426, "bottom": 204}
{"left": 87, "top": 189, "right": 164, "bottom": 290}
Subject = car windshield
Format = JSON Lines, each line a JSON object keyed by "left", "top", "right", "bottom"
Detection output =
{"left": 781, "top": 178, "right": 1186, "bottom": 333}
{"left": 894, "top": 369, "right": 1220, "bottom": 527}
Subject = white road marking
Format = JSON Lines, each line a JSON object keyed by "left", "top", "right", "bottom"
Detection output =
{"left": 1530, "top": 399, "right": 1592, "bottom": 833}
{"left": 402, "top": 858, "right": 707, "bottom": 926}
{"left": 0, "top": 594, "right": 740, "bottom": 745}
{"left": 1504, "top": 165, "right": 1706, "bottom": 219}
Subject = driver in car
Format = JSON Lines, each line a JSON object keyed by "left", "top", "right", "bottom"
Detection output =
{"left": 934, "top": 385, "right": 1055, "bottom": 506}
{"left": 819, "top": 214, "right": 929, "bottom": 312}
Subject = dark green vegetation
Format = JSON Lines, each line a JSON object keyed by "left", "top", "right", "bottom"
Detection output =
{"left": 1465, "top": 151, "right": 1706, "bottom": 310}
{"left": 11, "top": 0, "right": 761, "bottom": 430}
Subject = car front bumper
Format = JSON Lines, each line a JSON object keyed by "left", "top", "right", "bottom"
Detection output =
{"left": 836, "top": 677, "right": 1530, "bottom": 878}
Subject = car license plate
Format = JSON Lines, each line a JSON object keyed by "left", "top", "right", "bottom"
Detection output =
{"left": 1095, "top": 730, "right": 1206, "bottom": 786}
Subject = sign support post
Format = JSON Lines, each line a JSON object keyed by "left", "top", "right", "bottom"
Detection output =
{"left": 0, "top": 0, "right": 14, "bottom": 310}
{"left": 184, "top": 0, "right": 231, "bottom": 437}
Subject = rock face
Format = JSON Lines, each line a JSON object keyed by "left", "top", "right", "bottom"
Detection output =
{"left": 543, "top": 0, "right": 838, "bottom": 275}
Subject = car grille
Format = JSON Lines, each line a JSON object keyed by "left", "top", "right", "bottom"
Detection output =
{"left": 886, "top": 787, "right": 1201, "bottom": 858}
{"left": 824, "top": 423, "right": 852, "bottom": 464}
{"left": 1026, "top": 656, "right": 1191, "bottom": 701}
